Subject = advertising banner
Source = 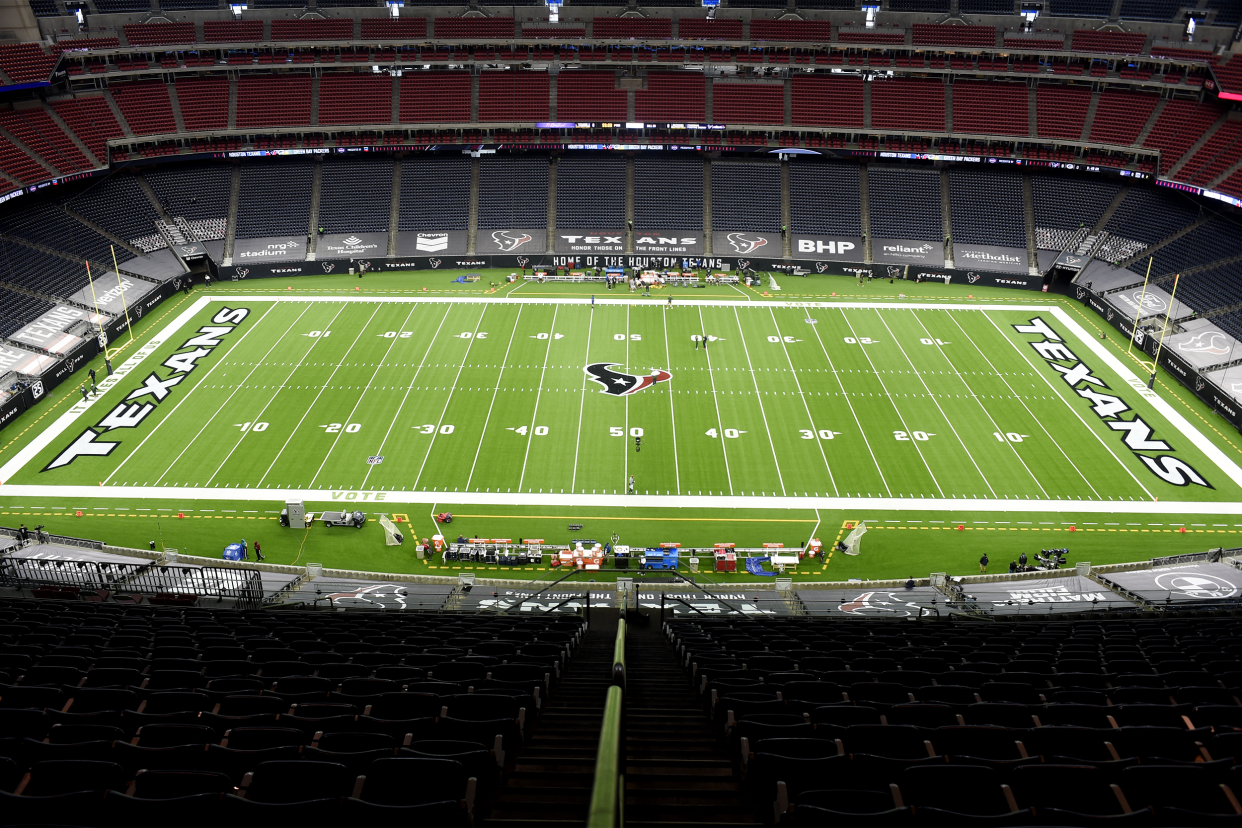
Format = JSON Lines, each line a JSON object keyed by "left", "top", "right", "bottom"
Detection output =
{"left": 316, "top": 232, "right": 389, "bottom": 259}
{"left": 42, "top": 336, "right": 99, "bottom": 394}
{"left": 10, "top": 306, "right": 92, "bottom": 354}
{"left": 712, "top": 231, "right": 781, "bottom": 258}
{"left": 0, "top": 389, "right": 30, "bottom": 433}
{"left": 791, "top": 234, "right": 864, "bottom": 261}
{"left": 555, "top": 230, "right": 625, "bottom": 255}
{"left": 963, "top": 575, "right": 1131, "bottom": 614}
{"left": 232, "top": 236, "right": 307, "bottom": 263}
{"left": 1104, "top": 562, "right": 1242, "bottom": 603}
{"left": 1160, "top": 323, "right": 1239, "bottom": 371}
{"left": 1106, "top": 285, "right": 1193, "bottom": 321}
{"left": 118, "top": 249, "right": 188, "bottom": 282}
{"left": 906, "top": 265, "right": 1042, "bottom": 291}
{"left": 0, "top": 341, "right": 57, "bottom": 377}
{"left": 175, "top": 243, "right": 208, "bottom": 261}
{"left": 476, "top": 229, "right": 546, "bottom": 255}
{"left": 872, "top": 238, "right": 944, "bottom": 267}
{"left": 633, "top": 231, "right": 704, "bottom": 256}
{"left": 393, "top": 231, "right": 468, "bottom": 257}
{"left": 952, "top": 243, "right": 1029, "bottom": 273}
{"left": 69, "top": 274, "right": 157, "bottom": 317}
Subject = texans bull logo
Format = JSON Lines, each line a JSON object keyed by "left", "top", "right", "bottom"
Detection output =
{"left": 967, "top": 273, "right": 981, "bottom": 284}
{"left": 816, "top": 262, "right": 831, "bottom": 273}
{"left": 725, "top": 233, "right": 769, "bottom": 255}
{"left": 492, "top": 230, "right": 533, "bottom": 252}
{"left": 321, "top": 263, "right": 335, "bottom": 274}
{"left": 517, "top": 256, "right": 530, "bottom": 268}
{"left": 585, "top": 363, "right": 671, "bottom": 396}
{"left": 233, "top": 268, "right": 249, "bottom": 281}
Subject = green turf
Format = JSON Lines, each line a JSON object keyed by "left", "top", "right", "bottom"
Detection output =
{"left": 0, "top": 269, "right": 1238, "bottom": 584}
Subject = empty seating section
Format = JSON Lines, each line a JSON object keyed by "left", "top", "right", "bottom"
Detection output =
{"left": 49, "top": 98, "right": 123, "bottom": 165}
{"left": 1088, "top": 90, "right": 1158, "bottom": 146}
{"left": 1105, "top": 186, "right": 1199, "bottom": 246}
{"left": 0, "top": 45, "right": 57, "bottom": 83}
{"left": 0, "top": 140, "right": 45, "bottom": 186}
{"left": 1050, "top": 0, "right": 1112, "bottom": 14}
{"left": 871, "top": 78, "right": 945, "bottom": 132}
{"left": 948, "top": 168, "right": 1026, "bottom": 248}
{"left": 398, "top": 157, "right": 470, "bottom": 231}
{"left": 122, "top": 23, "right": 196, "bottom": 48}
{"left": 68, "top": 176, "right": 160, "bottom": 247}
{"left": 0, "top": 285, "right": 52, "bottom": 338}
{"left": 318, "top": 73, "right": 392, "bottom": 126}
{"left": 204, "top": 20, "right": 262, "bottom": 42}
{"left": 0, "top": 237, "right": 95, "bottom": 297}
{"left": 235, "top": 161, "right": 313, "bottom": 238}
{"left": 1143, "top": 101, "right": 1222, "bottom": 175}
{"left": 1177, "top": 121, "right": 1242, "bottom": 188}
{"left": 270, "top": 19, "right": 353, "bottom": 41}
{"left": 399, "top": 72, "right": 471, "bottom": 123}
{"left": 678, "top": 19, "right": 742, "bottom": 39}
{"left": 0, "top": 201, "right": 133, "bottom": 292}
{"left": 1031, "top": 174, "right": 1118, "bottom": 249}
{"left": 1071, "top": 30, "right": 1148, "bottom": 55}
{"left": 711, "top": 83, "right": 783, "bottom": 125}
{"left": 28, "top": 0, "right": 58, "bottom": 17}
{"left": 145, "top": 165, "right": 232, "bottom": 221}
{"left": 792, "top": 76, "right": 863, "bottom": 128}
{"left": 961, "top": 0, "right": 1017, "bottom": 11}
{"left": 477, "top": 156, "right": 548, "bottom": 229}
{"left": 790, "top": 163, "right": 861, "bottom": 237}
{"left": 478, "top": 72, "right": 548, "bottom": 122}
{"left": 1035, "top": 85, "right": 1091, "bottom": 140}
{"left": 51, "top": 37, "right": 120, "bottom": 53}
{"left": 555, "top": 156, "right": 626, "bottom": 228}
{"left": 175, "top": 77, "right": 228, "bottom": 132}
{"left": 1119, "top": 0, "right": 1182, "bottom": 20}
{"left": 433, "top": 16, "right": 514, "bottom": 38}
{"left": 1207, "top": 0, "right": 1241, "bottom": 26}
{"left": 317, "top": 158, "right": 393, "bottom": 234}
{"left": 868, "top": 166, "right": 943, "bottom": 241}
{"left": 633, "top": 158, "right": 702, "bottom": 230}
{"left": 556, "top": 72, "right": 626, "bottom": 122}
{"left": 748, "top": 20, "right": 831, "bottom": 41}
{"left": 108, "top": 81, "right": 176, "bottom": 136}
{"left": 0, "top": 109, "right": 91, "bottom": 174}
{"left": 1142, "top": 217, "right": 1242, "bottom": 281}
{"left": 635, "top": 73, "right": 704, "bottom": 122}
{"left": 953, "top": 81, "right": 1027, "bottom": 136}
{"left": 523, "top": 27, "right": 585, "bottom": 38}
{"left": 711, "top": 162, "right": 781, "bottom": 233}
{"left": 591, "top": 17, "right": 671, "bottom": 38}
{"left": 236, "top": 75, "right": 312, "bottom": 129}
{"left": 0, "top": 596, "right": 582, "bottom": 827}
{"left": 912, "top": 24, "right": 994, "bottom": 47}
{"left": 360, "top": 18, "right": 426, "bottom": 39}
{"left": 838, "top": 31, "right": 905, "bottom": 44}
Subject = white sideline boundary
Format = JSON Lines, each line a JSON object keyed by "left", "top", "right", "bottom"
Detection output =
{"left": 2, "top": 295, "right": 1241, "bottom": 512}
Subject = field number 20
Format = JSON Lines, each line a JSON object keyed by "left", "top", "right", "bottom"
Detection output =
{"left": 894, "top": 430, "right": 933, "bottom": 441}
{"left": 843, "top": 337, "right": 877, "bottom": 344}
{"left": 324, "top": 423, "right": 362, "bottom": 433}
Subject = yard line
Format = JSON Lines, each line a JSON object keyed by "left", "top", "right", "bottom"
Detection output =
{"left": 308, "top": 302, "right": 421, "bottom": 488}
{"left": 978, "top": 309, "right": 1155, "bottom": 500}
{"left": 806, "top": 309, "right": 891, "bottom": 497}
{"left": 204, "top": 302, "right": 350, "bottom": 486}
{"left": 697, "top": 305, "right": 733, "bottom": 494}
{"left": 412, "top": 305, "right": 488, "bottom": 490}
{"left": 902, "top": 310, "right": 1048, "bottom": 498}
{"left": 570, "top": 307, "right": 594, "bottom": 493}
{"left": 464, "top": 305, "right": 525, "bottom": 491}
{"left": 767, "top": 307, "right": 836, "bottom": 496}
{"left": 517, "top": 304, "right": 559, "bottom": 492}
{"left": 937, "top": 310, "right": 1102, "bottom": 499}
{"left": 871, "top": 309, "right": 997, "bottom": 498}
{"left": 624, "top": 305, "right": 629, "bottom": 490}
{"left": 359, "top": 304, "right": 452, "bottom": 490}
{"left": 733, "top": 306, "right": 786, "bottom": 496}
{"left": 104, "top": 301, "right": 287, "bottom": 485}
{"left": 662, "top": 305, "right": 680, "bottom": 494}
{"left": 837, "top": 308, "right": 943, "bottom": 497}
{"left": 256, "top": 303, "right": 385, "bottom": 487}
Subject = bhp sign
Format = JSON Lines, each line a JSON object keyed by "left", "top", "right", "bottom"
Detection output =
{"left": 791, "top": 234, "right": 865, "bottom": 262}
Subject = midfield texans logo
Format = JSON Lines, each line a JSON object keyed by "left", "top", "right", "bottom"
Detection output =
{"left": 585, "top": 363, "right": 671, "bottom": 396}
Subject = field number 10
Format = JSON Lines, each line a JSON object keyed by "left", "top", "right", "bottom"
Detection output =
{"left": 993, "top": 432, "right": 1027, "bottom": 442}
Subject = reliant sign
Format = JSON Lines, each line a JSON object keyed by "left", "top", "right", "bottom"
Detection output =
{"left": 872, "top": 238, "right": 944, "bottom": 267}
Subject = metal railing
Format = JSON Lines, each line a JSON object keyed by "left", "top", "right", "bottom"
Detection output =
{"left": 0, "top": 556, "right": 264, "bottom": 609}
{"left": 588, "top": 618, "right": 627, "bottom": 828}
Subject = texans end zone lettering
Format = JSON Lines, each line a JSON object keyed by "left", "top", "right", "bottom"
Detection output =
{"left": 43, "top": 307, "right": 251, "bottom": 472}
{"left": 1014, "top": 316, "right": 1211, "bottom": 488}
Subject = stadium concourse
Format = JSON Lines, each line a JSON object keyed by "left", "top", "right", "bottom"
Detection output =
{"left": 2, "top": 0, "right": 1242, "bottom": 823}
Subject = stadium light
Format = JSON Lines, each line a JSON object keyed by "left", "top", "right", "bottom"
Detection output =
{"left": 386, "top": 0, "right": 402, "bottom": 18}
{"left": 862, "top": 3, "right": 880, "bottom": 28}
{"left": 546, "top": 0, "right": 561, "bottom": 24}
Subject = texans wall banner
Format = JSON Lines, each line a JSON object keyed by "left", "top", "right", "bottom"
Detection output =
{"left": 393, "top": 231, "right": 468, "bottom": 257}
{"left": 476, "top": 229, "right": 547, "bottom": 254}
{"left": 711, "top": 231, "right": 781, "bottom": 257}
{"left": 555, "top": 231, "right": 626, "bottom": 254}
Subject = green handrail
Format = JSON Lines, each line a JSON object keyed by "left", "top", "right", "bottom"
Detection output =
{"left": 587, "top": 685, "right": 624, "bottom": 828}
{"left": 612, "top": 617, "right": 627, "bottom": 689}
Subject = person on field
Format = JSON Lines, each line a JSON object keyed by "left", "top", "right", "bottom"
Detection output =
{"left": 979, "top": 553, "right": 989, "bottom": 574}
{"left": 1019, "top": 552, "right": 1027, "bottom": 567}
{"left": 89, "top": 367, "right": 96, "bottom": 385}
{"left": 254, "top": 541, "right": 264, "bottom": 562}
{"left": 78, "top": 383, "right": 88, "bottom": 402}
{"left": 628, "top": 475, "right": 635, "bottom": 495}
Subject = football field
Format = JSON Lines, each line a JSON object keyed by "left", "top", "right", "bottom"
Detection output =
{"left": 5, "top": 294, "right": 1242, "bottom": 514}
